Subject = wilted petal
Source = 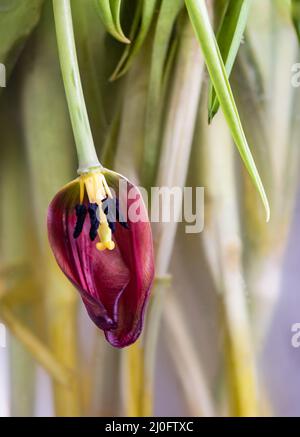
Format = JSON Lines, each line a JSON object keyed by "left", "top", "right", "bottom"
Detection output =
{"left": 48, "top": 179, "right": 130, "bottom": 331}
{"left": 47, "top": 169, "right": 154, "bottom": 347}
{"left": 102, "top": 170, "right": 155, "bottom": 347}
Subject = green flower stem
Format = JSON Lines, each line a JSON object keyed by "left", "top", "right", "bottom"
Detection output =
{"left": 52, "top": 0, "right": 101, "bottom": 173}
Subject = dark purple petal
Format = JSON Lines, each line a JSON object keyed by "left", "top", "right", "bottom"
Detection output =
{"left": 47, "top": 180, "right": 130, "bottom": 331}
{"left": 102, "top": 170, "right": 154, "bottom": 347}
{"left": 47, "top": 170, "right": 155, "bottom": 348}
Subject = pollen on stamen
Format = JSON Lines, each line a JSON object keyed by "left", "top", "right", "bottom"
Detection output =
{"left": 96, "top": 241, "right": 115, "bottom": 251}
{"left": 96, "top": 207, "right": 115, "bottom": 251}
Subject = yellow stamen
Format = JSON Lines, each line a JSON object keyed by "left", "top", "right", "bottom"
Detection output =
{"left": 96, "top": 241, "right": 115, "bottom": 251}
{"left": 82, "top": 172, "right": 110, "bottom": 203}
{"left": 79, "top": 178, "right": 85, "bottom": 204}
{"left": 96, "top": 208, "right": 115, "bottom": 251}
{"left": 78, "top": 170, "right": 115, "bottom": 251}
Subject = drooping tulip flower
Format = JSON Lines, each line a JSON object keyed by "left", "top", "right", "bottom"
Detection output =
{"left": 47, "top": 168, "right": 154, "bottom": 348}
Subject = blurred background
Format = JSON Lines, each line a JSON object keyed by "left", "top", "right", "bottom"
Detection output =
{"left": 1, "top": 0, "right": 300, "bottom": 417}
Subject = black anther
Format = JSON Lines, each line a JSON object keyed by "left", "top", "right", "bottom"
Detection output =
{"left": 73, "top": 204, "right": 87, "bottom": 239}
{"left": 88, "top": 203, "right": 100, "bottom": 241}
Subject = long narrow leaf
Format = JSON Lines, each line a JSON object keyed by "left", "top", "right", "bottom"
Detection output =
{"left": 208, "top": 0, "right": 252, "bottom": 122}
{"left": 292, "top": 0, "right": 300, "bottom": 43}
{"left": 94, "top": 0, "right": 130, "bottom": 44}
{"left": 110, "top": 0, "right": 130, "bottom": 42}
{"left": 185, "top": 0, "right": 270, "bottom": 221}
{"left": 142, "top": 0, "right": 183, "bottom": 188}
{"left": 111, "top": 0, "right": 157, "bottom": 80}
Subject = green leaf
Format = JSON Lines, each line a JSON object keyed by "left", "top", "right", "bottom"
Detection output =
{"left": 111, "top": 0, "right": 158, "bottom": 80}
{"left": 208, "top": 0, "right": 251, "bottom": 122}
{"left": 94, "top": 0, "right": 130, "bottom": 44}
{"left": 213, "top": 0, "right": 229, "bottom": 28}
{"left": 185, "top": 0, "right": 270, "bottom": 221}
{"left": 0, "top": 0, "right": 44, "bottom": 78}
{"left": 231, "top": 38, "right": 269, "bottom": 174}
{"left": 110, "top": 0, "right": 129, "bottom": 41}
{"left": 101, "top": 107, "right": 121, "bottom": 168}
{"left": 142, "top": 0, "right": 183, "bottom": 188}
{"left": 292, "top": 0, "right": 300, "bottom": 43}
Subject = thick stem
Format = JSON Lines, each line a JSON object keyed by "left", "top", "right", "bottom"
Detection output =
{"left": 52, "top": 0, "right": 101, "bottom": 173}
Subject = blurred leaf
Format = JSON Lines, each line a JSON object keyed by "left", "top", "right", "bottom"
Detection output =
{"left": 94, "top": 0, "right": 130, "bottom": 44}
{"left": 185, "top": 0, "right": 270, "bottom": 221}
{"left": 90, "top": 337, "right": 121, "bottom": 415}
{"left": 110, "top": 0, "right": 130, "bottom": 42}
{"left": 213, "top": 0, "right": 229, "bottom": 29}
{"left": 208, "top": 0, "right": 251, "bottom": 122}
{"left": 101, "top": 108, "right": 121, "bottom": 168}
{"left": 114, "top": 32, "right": 152, "bottom": 182}
{"left": 0, "top": 0, "right": 44, "bottom": 78}
{"left": 0, "top": 81, "right": 37, "bottom": 417}
{"left": 121, "top": 343, "right": 145, "bottom": 416}
{"left": 292, "top": 0, "right": 300, "bottom": 43}
{"left": 111, "top": 0, "right": 158, "bottom": 80}
{"left": 231, "top": 37, "right": 271, "bottom": 185}
{"left": 142, "top": 0, "right": 183, "bottom": 188}
{"left": 231, "top": 48, "right": 271, "bottom": 254}
{"left": 19, "top": 2, "right": 80, "bottom": 415}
